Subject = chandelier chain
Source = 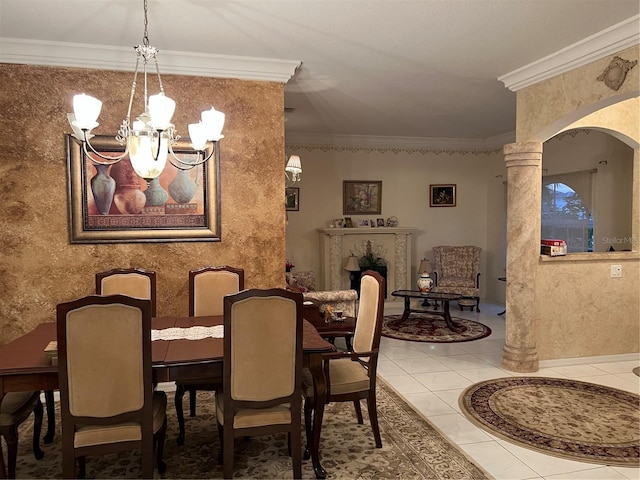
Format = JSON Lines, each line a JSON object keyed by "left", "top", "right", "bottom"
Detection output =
{"left": 142, "top": 0, "right": 150, "bottom": 47}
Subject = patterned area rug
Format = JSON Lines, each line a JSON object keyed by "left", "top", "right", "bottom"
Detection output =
{"left": 382, "top": 314, "right": 491, "bottom": 343}
{"left": 12, "top": 381, "right": 488, "bottom": 479}
{"left": 460, "top": 377, "right": 640, "bottom": 467}
{"left": 633, "top": 366, "right": 639, "bottom": 377}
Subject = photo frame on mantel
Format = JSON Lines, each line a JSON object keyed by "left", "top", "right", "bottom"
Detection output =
{"left": 66, "top": 134, "right": 221, "bottom": 243}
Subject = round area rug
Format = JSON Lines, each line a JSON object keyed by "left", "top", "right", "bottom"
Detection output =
{"left": 633, "top": 366, "right": 639, "bottom": 377}
{"left": 460, "top": 377, "right": 640, "bottom": 467}
{"left": 382, "top": 314, "right": 491, "bottom": 343}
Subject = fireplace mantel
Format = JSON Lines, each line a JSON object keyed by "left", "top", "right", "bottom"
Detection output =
{"left": 317, "top": 227, "right": 416, "bottom": 297}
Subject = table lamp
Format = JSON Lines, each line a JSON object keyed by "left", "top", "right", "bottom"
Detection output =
{"left": 344, "top": 255, "right": 361, "bottom": 292}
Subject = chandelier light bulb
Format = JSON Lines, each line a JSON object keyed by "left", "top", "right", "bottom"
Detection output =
{"left": 129, "top": 133, "right": 169, "bottom": 179}
{"left": 188, "top": 122, "right": 209, "bottom": 150}
{"left": 72, "top": 93, "right": 102, "bottom": 131}
{"left": 148, "top": 93, "right": 176, "bottom": 130}
{"left": 201, "top": 107, "right": 225, "bottom": 141}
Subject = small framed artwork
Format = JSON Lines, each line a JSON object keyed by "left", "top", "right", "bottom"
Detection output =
{"left": 343, "top": 217, "right": 354, "bottom": 228}
{"left": 359, "top": 219, "right": 370, "bottom": 227}
{"left": 343, "top": 180, "right": 382, "bottom": 215}
{"left": 285, "top": 187, "right": 299, "bottom": 211}
{"left": 430, "top": 184, "right": 456, "bottom": 207}
{"left": 369, "top": 218, "right": 376, "bottom": 227}
{"left": 376, "top": 218, "right": 385, "bottom": 227}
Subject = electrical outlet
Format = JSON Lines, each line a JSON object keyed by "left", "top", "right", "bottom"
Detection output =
{"left": 610, "top": 265, "right": 622, "bottom": 278}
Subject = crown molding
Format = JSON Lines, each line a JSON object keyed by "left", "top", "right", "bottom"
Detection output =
{"left": 285, "top": 131, "right": 515, "bottom": 151}
{"left": 499, "top": 15, "right": 640, "bottom": 91}
{"left": 0, "top": 37, "right": 301, "bottom": 83}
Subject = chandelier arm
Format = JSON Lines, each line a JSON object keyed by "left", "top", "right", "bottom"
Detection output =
{"left": 81, "top": 130, "right": 130, "bottom": 164}
{"left": 125, "top": 58, "right": 141, "bottom": 122}
{"left": 166, "top": 141, "right": 217, "bottom": 169}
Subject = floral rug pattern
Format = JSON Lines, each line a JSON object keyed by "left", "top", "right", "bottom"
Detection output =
{"left": 11, "top": 381, "right": 488, "bottom": 479}
{"left": 460, "top": 377, "right": 640, "bottom": 467}
{"left": 382, "top": 314, "right": 491, "bottom": 343}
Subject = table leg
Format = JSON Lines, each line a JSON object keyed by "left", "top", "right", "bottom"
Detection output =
{"left": 43, "top": 390, "right": 55, "bottom": 443}
{"left": 308, "top": 352, "right": 327, "bottom": 479}
{"left": 399, "top": 296, "right": 412, "bottom": 322}
{"left": 443, "top": 300, "right": 463, "bottom": 332}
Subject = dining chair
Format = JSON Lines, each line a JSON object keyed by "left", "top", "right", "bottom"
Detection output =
{"left": 216, "top": 288, "right": 303, "bottom": 479}
{"left": 0, "top": 391, "right": 44, "bottom": 478}
{"left": 40, "top": 266, "right": 159, "bottom": 447}
{"left": 303, "top": 270, "right": 385, "bottom": 453}
{"left": 175, "top": 265, "right": 244, "bottom": 446}
{"left": 95, "top": 267, "right": 157, "bottom": 316}
{"left": 56, "top": 294, "right": 167, "bottom": 479}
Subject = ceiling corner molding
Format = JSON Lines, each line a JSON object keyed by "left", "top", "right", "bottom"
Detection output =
{"left": 285, "top": 131, "right": 515, "bottom": 152}
{"left": 0, "top": 37, "right": 301, "bottom": 83}
{"left": 499, "top": 15, "right": 640, "bottom": 91}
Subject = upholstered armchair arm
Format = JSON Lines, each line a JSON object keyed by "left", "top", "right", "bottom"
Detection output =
{"left": 476, "top": 272, "right": 481, "bottom": 288}
{"left": 432, "top": 271, "right": 438, "bottom": 286}
{"left": 321, "top": 349, "right": 379, "bottom": 397}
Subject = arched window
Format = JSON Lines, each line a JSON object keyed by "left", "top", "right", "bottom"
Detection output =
{"left": 541, "top": 179, "right": 593, "bottom": 252}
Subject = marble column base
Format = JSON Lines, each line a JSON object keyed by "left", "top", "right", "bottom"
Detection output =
{"left": 501, "top": 344, "right": 539, "bottom": 372}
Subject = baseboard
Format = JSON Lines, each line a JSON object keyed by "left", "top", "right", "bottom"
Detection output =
{"left": 540, "top": 352, "right": 639, "bottom": 368}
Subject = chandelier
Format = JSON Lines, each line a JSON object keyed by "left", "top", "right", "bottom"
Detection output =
{"left": 285, "top": 155, "right": 302, "bottom": 185}
{"left": 67, "top": 0, "right": 224, "bottom": 181}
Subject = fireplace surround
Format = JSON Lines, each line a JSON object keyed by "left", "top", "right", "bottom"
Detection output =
{"left": 317, "top": 227, "right": 416, "bottom": 298}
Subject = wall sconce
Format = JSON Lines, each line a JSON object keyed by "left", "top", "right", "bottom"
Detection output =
{"left": 285, "top": 154, "right": 302, "bottom": 186}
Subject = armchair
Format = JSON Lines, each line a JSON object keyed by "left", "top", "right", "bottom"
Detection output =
{"left": 432, "top": 245, "right": 481, "bottom": 312}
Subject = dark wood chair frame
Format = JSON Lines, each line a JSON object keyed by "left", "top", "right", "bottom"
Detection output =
{"left": 303, "top": 270, "right": 386, "bottom": 458}
{"left": 217, "top": 288, "right": 304, "bottom": 479}
{"left": 175, "top": 265, "right": 244, "bottom": 446}
{"left": 0, "top": 392, "right": 44, "bottom": 478}
{"left": 56, "top": 294, "right": 166, "bottom": 479}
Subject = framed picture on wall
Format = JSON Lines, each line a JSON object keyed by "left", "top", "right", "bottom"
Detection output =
{"left": 66, "top": 134, "right": 221, "bottom": 243}
{"left": 430, "top": 184, "right": 456, "bottom": 207}
{"left": 285, "top": 187, "right": 299, "bottom": 211}
{"left": 343, "top": 180, "right": 382, "bottom": 215}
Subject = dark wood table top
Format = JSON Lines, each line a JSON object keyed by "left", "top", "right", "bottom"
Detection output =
{"left": 0, "top": 316, "right": 333, "bottom": 380}
{"left": 391, "top": 290, "right": 462, "bottom": 301}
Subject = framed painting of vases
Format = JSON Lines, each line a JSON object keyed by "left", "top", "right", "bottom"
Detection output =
{"left": 66, "top": 134, "right": 221, "bottom": 243}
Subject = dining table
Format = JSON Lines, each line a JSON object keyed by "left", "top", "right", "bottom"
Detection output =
{"left": 0, "top": 315, "right": 334, "bottom": 479}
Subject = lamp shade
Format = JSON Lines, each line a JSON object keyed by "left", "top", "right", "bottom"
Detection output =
{"left": 418, "top": 258, "right": 432, "bottom": 274}
{"left": 285, "top": 155, "right": 302, "bottom": 174}
{"left": 344, "top": 255, "right": 360, "bottom": 272}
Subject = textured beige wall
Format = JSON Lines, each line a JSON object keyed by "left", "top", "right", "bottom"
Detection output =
{"left": 0, "top": 64, "right": 286, "bottom": 344}
{"left": 514, "top": 46, "right": 640, "bottom": 361}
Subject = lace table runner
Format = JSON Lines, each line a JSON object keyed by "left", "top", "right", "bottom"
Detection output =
{"left": 151, "top": 325, "right": 224, "bottom": 341}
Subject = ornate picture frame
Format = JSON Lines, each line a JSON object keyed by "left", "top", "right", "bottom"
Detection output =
{"left": 285, "top": 187, "right": 299, "bottom": 211}
{"left": 430, "top": 184, "right": 456, "bottom": 207}
{"left": 343, "top": 180, "right": 382, "bottom": 215}
{"left": 66, "top": 134, "right": 221, "bottom": 243}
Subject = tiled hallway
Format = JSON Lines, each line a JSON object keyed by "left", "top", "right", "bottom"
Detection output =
{"left": 378, "top": 300, "right": 640, "bottom": 480}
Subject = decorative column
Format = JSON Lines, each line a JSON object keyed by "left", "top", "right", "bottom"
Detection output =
{"left": 502, "top": 142, "right": 542, "bottom": 372}
{"left": 328, "top": 234, "right": 344, "bottom": 291}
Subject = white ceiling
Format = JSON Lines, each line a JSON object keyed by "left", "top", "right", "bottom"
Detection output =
{"left": 1, "top": 0, "right": 639, "bottom": 147}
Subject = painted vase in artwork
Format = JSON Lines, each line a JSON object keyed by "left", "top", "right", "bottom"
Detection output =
{"left": 144, "top": 178, "right": 169, "bottom": 206}
{"left": 110, "top": 160, "right": 146, "bottom": 214}
{"left": 90, "top": 163, "right": 116, "bottom": 215}
{"left": 168, "top": 168, "right": 197, "bottom": 204}
{"left": 417, "top": 273, "right": 434, "bottom": 293}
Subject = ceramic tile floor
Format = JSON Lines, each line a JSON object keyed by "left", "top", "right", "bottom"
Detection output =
{"left": 377, "top": 300, "right": 640, "bottom": 480}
